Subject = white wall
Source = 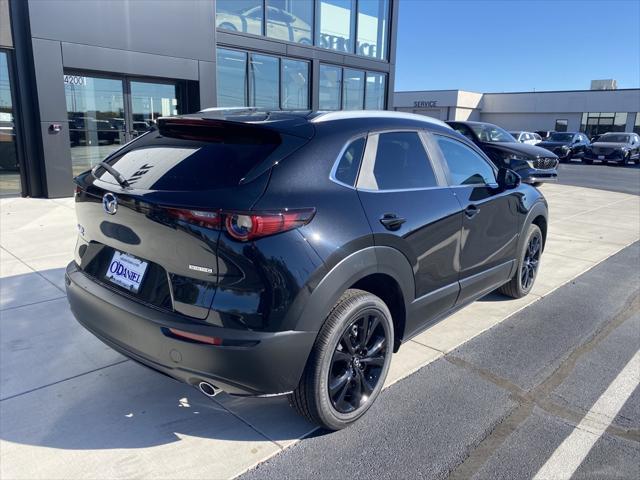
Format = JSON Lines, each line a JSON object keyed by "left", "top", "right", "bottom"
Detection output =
{"left": 479, "top": 112, "right": 583, "bottom": 132}
{"left": 480, "top": 90, "right": 640, "bottom": 114}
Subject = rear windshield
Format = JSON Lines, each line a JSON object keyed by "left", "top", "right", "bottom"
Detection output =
{"left": 95, "top": 120, "right": 281, "bottom": 190}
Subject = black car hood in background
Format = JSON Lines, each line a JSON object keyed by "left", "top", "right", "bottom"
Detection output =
{"left": 483, "top": 142, "right": 558, "bottom": 159}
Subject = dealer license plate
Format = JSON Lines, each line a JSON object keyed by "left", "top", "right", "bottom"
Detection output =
{"left": 598, "top": 155, "right": 605, "bottom": 160}
{"left": 105, "top": 251, "right": 148, "bottom": 293}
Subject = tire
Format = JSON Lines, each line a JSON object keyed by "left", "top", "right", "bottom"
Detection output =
{"left": 289, "top": 289, "right": 394, "bottom": 430}
{"left": 532, "top": 182, "right": 543, "bottom": 187}
{"left": 499, "top": 224, "right": 542, "bottom": 299}
{"left": 582, "top": 158, "right": 593, "bottom": 165}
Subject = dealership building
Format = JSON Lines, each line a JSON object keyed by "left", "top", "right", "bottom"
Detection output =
{"left": 0, "top": 0, "right": 397, "bottom": 198}
{"left": 394, "top": 87, "right": 640, "bottom": 138}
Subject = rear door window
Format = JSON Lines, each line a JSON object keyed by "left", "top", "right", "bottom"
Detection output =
{"left": 95, "top": 121, "right": 282, "bottom": 190}
{"left": 358, "top": 131, "right": 438, "bottom": 191}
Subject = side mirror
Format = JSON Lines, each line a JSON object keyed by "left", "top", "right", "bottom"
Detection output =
{"left": 497, "top": 167, "right": 521, "bottom": 190}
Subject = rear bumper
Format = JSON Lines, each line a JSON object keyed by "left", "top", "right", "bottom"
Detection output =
{"left": 65, "top": 262, "right": 316, "bottom": 396}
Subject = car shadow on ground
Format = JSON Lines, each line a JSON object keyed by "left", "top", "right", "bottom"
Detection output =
{"left": 0, "top": 269, "right": 314, "bottom": 450}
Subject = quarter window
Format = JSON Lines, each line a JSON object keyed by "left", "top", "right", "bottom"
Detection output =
{"left": 364, "top": 132, "right": 438, "bottom": 190}
{"left": 436, "top": 136, "right": 496, "bottom": 186}
{"left": 334, "top": 137, "right": 365, "bottom": 186}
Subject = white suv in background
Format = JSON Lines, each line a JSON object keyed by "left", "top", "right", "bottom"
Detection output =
{"left": 511, "top": 131, "right": 542, "bottom": 145}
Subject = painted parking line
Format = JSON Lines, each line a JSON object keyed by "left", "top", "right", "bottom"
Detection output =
{"left": 533, "top": 350, "right": 640, "bottom": 480}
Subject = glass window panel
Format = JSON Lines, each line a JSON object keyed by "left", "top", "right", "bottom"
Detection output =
{"left": 216, "top": 49, "right": 247, "bottom": 107}
{"left": 342, "top": 69, "right": 365, "bottom": 110}
{"left": 614, "top": 112, "right": 627, "bottom": 126}
{"left": 335, "top": 137, "right": 365, "bottom": 186}
{"left": 365, "top": 72, "right": 386, "bottom": 110}
{"left": 281, "top": 59, "right": 309, "bottom": 109}
{"left": 249, "top": 54, "right": 279, "bottom": 109}
{"left": 357, "top": 0, "right": 388, "bottom": 59}
{"left": 554, "top": 119, "right": 568, "bottom": 132}
{"left": 436, "top": 136, "right": 496, "bottom": 186}
{"left": 634, "top": 113, "right": 640, "bottom": 134}
{"left": 266, "top": 0, "right": 313, "bottom": 44}
{"left": 371, "top": 132, "right": 437, "bottom": 190}
{"left": 317, "top": 0, "right": 355, "bottom": 53}
{"left": 216, "top": 0, "right": 263, "bottom": 35}
{"left": 319, "top": 64, "right": 342, "bottom": 110}
{"left": 64, "top": 75, "right": 125, "bottom": 176}
{"left": 0, "top": 51, "right": 20, "bottom": 195}
{"left": 130, "top": 81, "right": 178, "bottom": 137}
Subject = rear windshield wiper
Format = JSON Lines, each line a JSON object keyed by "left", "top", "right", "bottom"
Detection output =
{"left": 93, "top": 161, "right": 130, "bottom": 189}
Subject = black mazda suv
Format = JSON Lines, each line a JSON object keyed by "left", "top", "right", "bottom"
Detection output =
{"left": 446, "top": 121, "right": 559, "bottom": 185}
{"left": 66, "top": 110, "right": 548, "bottom": 430}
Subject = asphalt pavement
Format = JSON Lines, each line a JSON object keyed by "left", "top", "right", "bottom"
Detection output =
{"left": 241, "top": 242, "right": 640, "bottom": 480}
{"left": 557, "top": 160, "right": 640, "bottom": 195}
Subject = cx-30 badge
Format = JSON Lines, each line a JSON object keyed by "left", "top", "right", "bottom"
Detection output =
{"left": 102, "top": 193, "right": 118, "bottom": 215}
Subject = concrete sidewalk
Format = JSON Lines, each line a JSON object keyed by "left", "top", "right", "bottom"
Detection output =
{"left": 1, "top": 184, "right": 639, "bottom": 479}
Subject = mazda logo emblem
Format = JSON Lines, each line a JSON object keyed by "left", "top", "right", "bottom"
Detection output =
{"left": 102, "top": 193, "right": 118, "bottom": 215}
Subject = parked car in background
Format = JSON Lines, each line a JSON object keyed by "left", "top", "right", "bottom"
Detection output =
{"left": 535, "top": 131, "right": 554, "bottom": 140}
{"left": 583, "top": 132, "right": 640, "bottom": 165}
{"left": 447, "top": 121, "right": 558, "bottom": 185}
{"left": 69, "top": 117, "right": 120, "bottom": 146}
{"left": 67, "top": 110, "right": 548, "bottom": 430}
{"left": 537, "top": 132, "right": 590, "bottom": 162}
{"left": 510, "top": 131, "right": 542, "bottom": 145}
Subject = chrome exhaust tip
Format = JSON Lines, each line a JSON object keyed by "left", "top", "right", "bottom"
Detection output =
{"left": 198, "top": 381, "right": 222, "bottom": 397}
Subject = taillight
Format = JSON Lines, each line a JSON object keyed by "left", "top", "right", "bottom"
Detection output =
{"left": 165, "top": 208, "right": 222, "bottom": 229}
{"left": 164, "top": 207, "right": 315, "bottom": 241}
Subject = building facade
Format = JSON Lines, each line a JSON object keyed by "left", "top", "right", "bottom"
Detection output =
{"left": 1, "top": 0, "right": 397, "bottom": 198}
{"left": 394, "top": 88, "right": 640, "bottom": 137}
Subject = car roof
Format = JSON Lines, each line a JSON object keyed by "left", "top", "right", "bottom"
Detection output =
{"left": 172, "top": 108, "right": 453, "bottom": 138}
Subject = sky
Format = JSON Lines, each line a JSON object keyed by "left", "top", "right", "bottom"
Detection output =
{"left": 395, "top": 0, "right": 640, "bottom": 92}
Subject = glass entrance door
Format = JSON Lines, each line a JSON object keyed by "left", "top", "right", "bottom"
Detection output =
{"left": 64, "top": 74, "right": 180, "bottom": 177}
{"left": 130, "top": 81, "right": 178, "bottom": 137}
{"left": 1, "top": 51, "right": 21, "bottom": 196}
{"left": 65, "top": 75, "right": 126, "bottom": 177}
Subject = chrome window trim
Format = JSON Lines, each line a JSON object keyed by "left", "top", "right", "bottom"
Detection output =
{"left": 328, "top": 134, "right": 368, "bottom": 189}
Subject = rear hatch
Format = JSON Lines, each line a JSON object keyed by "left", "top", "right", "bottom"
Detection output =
{"left": 74, "top": 117, "right": 311, "bottom": 320}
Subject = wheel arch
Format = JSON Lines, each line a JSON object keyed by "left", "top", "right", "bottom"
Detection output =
{"left": 294, "top": 246, "right": 414, "bottom": 351}
{"left": 519, "top": 200, "right": 548, "bottom": 255}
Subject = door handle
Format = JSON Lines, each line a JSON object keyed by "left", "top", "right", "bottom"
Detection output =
{"left": 379, "top": 213, "right": 406, "bottom": 231}
{"left": 464, "top": 204, "right": 480, "bottom": 219}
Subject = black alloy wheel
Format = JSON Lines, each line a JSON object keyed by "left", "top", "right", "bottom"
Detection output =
{"left": 498, "top": 223, "right": 543, "bottom": 299}
{"left": 289, "top": 289, "right": 393, "bottom": 430}
{"left": 520, "top": 232, "right": 541, "bottom": 290}
{"left": 328, "top": 313, "right": 387, "bottom": 413}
